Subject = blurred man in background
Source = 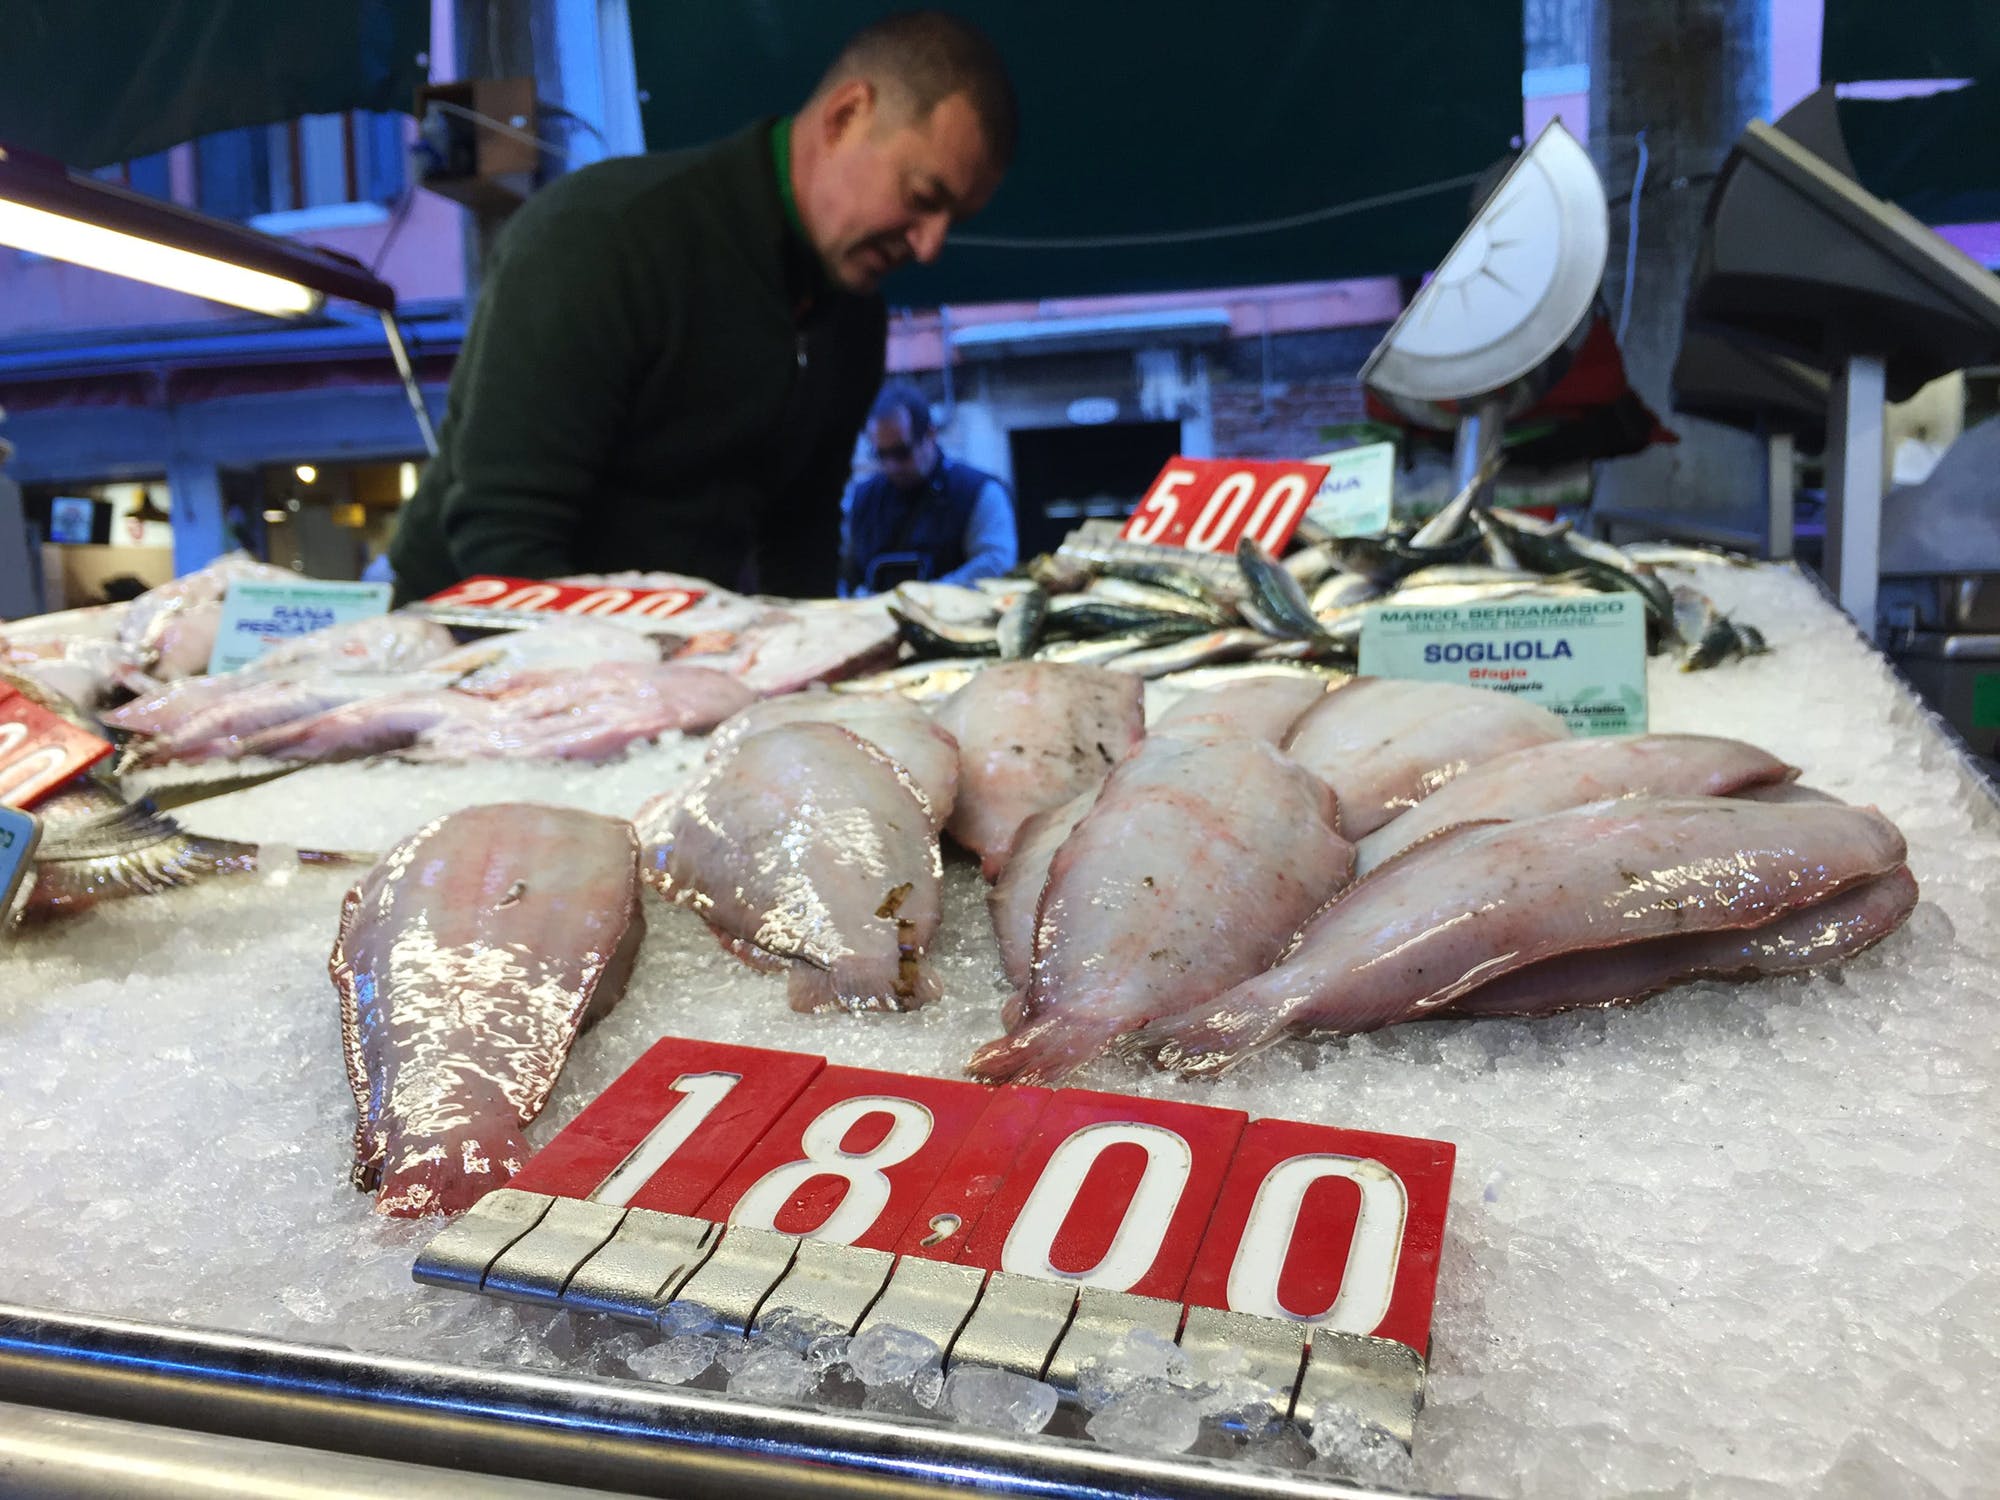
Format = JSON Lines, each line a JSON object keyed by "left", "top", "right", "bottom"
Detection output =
{"left": 842, "top": 383, "right": 1016, "bottom": 593}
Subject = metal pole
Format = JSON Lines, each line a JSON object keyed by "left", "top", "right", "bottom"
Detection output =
{"left": 1450, "top": 397, "right": 1508, "bottom": 510}
{"left": 380, "top": 309, "right": 441, "bottom": 457}
{"left": 1764, "top": 429, "right": 1795, "bottom": 561}
{"left": 1825, "top": 352, "right": 1886, "bottom": 635}
{"left": 0, "top": 1301, "right": 1443, "bottom": 1500}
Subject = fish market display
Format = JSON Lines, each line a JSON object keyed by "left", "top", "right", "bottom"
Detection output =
{"left": 330, "top": 803, "right": 644, "bottom": 1216}
{"left": 117, "top": 553, "right": 296, "bottom": 678}
{"left": 640, "top": 721, "right": 945, "bottom": 1013}
{"left": 706, "top": 691, "right": 960, "bottom": 818}
{"left": 1144, "top": 796, "right": 1912, "bottom": 1075}
{"left": 1353, "top": 733, "right": 1799, "bottom": 875}
{"left": 674, "top": 600, "right": 901, "bottom": 696}
{"left": 1149, "top": 673, "right": 1333, "bottom": 745}
{"left": 931, "top": 662, "right": 1144, "bottom": 878}
{"left": 409, "top": 663, "right": 754, "bottom": 763}
{"left": 1281, "top": 677, "right": 1569, "bottom": 838}
{"left": 970, "top": 731, "right": 1354, "bottom": 1085}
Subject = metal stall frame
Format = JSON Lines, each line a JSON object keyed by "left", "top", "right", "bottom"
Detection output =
{"left": 0, "top": 1301, "right": 1451, "bottom": 1500}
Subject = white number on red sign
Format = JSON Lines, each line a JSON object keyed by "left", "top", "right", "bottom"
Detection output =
{"left": 1126, "top": 468, "right": 1200, "bottom": 545}
{"left": 999, "top": 1122, "right": 1194, "bottom": 1290}
{"left": 1225, "top": 1153, "right": 1408, "bottom": 1333}
{"left": 730, "top": 1095, "right": 936, "bottom": 1244}
{"left": 590, "top": 1072, "right": 742, "bottom": 1208}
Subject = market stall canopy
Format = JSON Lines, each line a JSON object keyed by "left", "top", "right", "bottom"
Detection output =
{"left": 1820, "top": 0, "right": 2000, "bottom": 85}
{"left": 631, "top": 1, "right": 1524, "bottom": 304}
{"left": 0, "top": 0, "right": 428, "bottom": 171}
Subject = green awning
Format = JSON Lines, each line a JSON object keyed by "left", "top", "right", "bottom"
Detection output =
{"left": 1840, "top": 82, "right": 2000, "bottom": 226}
{"left": 1821, "top": 0, "right": 2000, "bottom": 84}
{"left": 631, "top": 2, "right": 1525, "bottom": 304}
{"left": 0, "top": 0, "right": 428, "bottom": 170}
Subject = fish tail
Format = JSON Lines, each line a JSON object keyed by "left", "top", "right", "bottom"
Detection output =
{"left": 1142, "top": 986, "right": 1298, "bottom": 1078}
{"left": 787, "top": 955, "right": 941, "bottom": 1014}
{"left": 372, "top": 1108, "right": 529, "bottom": 1218}
{"left": 966, "top": 1013, "right": 1123, "bottom": 1086}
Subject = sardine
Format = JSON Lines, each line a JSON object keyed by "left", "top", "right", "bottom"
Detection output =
{"left": 1034, "top": 631, "right": 1181, "bottom": 667}
{"left": 833, "top": 658, "right": 985, "bottom": 701}
{"left": 1282, "top": 545, "right": 1338, "bottom": 589}
{"left": 1044, "top": 597, "right": 1215, "bottom": 639}
{"left": 1281, "top": 677, "right": 1568, "bottom": 838}
{"left": 1311, "top": 573, "right": 1385, "bottom": 614}
{"left": 1473, "top": 511, "right": 1524, "bottom": 571}
{"left": 889, "top": 599, "right": 1000, "bottom": 658}
{"left": 968, "top": 734, "right": 1353, "bottom": 1085}
{"left": 1102, "top": 627, "right": 1273, "bottom": 678}
{"left": 641, "top": 722, "right": 944, "bottom": 1012}
{"left": 332, "top": 803, "right": 643, "bottom": 1216}
{"left": 1393, "top": 564, "right": 1542, "bottom": 591}
{"left": 1236, "top": 536, "right": 1327, "bottom": 641}
{"left": 1145, "top": 796, "right": 1911, "bottom": 1073}
{"left": 1353, "top": 733, "right": 1798, "bottom": 875}
{"left": 1085, "top": 578, "right": 1232, "bottom": 625}
{"left": 1619, "top": 542, "right": 1757, "bottom": 570}
{"left": 996, "top": 585, "right": 1050, "bottom": 660}
{"left": 1098, "top": 557, "right": 1226, "bottom": 604}
{"left": 932, "top": 662, "right": 1144, "bottom": 879}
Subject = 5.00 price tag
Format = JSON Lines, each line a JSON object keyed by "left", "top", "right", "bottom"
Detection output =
{"left": 0, "top": 686, "right": 112, "bottom": 809}
{"left": 1122, "top": 456, "right": 1332, "bottom": 556}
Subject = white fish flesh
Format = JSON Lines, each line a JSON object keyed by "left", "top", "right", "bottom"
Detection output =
{"left": 1150, "top": 675, "right": 1331, "bottom": 745}
{"left": 932, "top": 662, "right": 1144, "bottom": 879}
{"left": 969, "top": 734, "right": 1353, "bottom": 1085}
{"left": 641, "top": 721, "right": 944, "bottom": 1013}
{"left": 410, "top": 663, "right": 754, "bottom": 761}
{"left": 1353, "top": 733, "right": 1797, "bottom": 875}
{"left": 988, "top": 789, "right": 1096, "bottom": 992}
{"left": 331, "top": 803, "right": 643, "bottom": 1216}
{"left": 706, "top": 691, "right": 960, "bottom": 819}
{"left": 1281, "top": 677, "right": 1568, "bottom": 838}
{"left": 675, "top": 602, "right": 901, "bottom": 696}
{"left": 1146, "top": 796, "right": 1911, "bottom": 1074}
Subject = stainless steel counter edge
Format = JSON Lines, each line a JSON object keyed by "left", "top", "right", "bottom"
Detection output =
{"left": 0, "top": 1301, "right": 1468, "bottom": 1500}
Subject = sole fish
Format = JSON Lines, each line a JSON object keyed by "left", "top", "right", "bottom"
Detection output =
{"left": 1440, "top": 864, "right": 1918, "bottom": 1019}
{"left": 1353, "top": 733, "right": 1797, "bottom": 875}
{"left": 330, "top": 803, "right": 644, "bottom": 1216}
{"left": 969, "top": 734, "right": 1353, "bottom": 1085}
{"left": 1145, "top": 795, "right": 1910, "bottom": 1075}
{"left": 705, "top": 691, "right": 960, "bottom": 820}
{"left": 1281, "top": 677, "right": 1568, "bottom": 838}
{"left": 988, "top": 789, "right": 1096, "bottom": 992}
{"left": 932, "top": 662, "right": 1144, "bottom": 879}
{"left": 641, "top": 722, "right": 944, "bottom": 1013}
{"left": 1150, "top": 675, "right": 1331, "bottom": 746}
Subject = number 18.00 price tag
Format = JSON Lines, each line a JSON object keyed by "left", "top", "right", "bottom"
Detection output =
{"left": 1122, "top": 457, "right": 1332, "bottom": 556}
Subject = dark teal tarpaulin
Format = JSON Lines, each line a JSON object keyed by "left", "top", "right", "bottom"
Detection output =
{"left": 631, "top": 1, "right": 1524, "bottom": 304}
{"left": 1821, "top": 0, "right": 2000, "bottom": 84}
{"left": 1841, "top": 82, "right": 2000, "bottom": 226}
{"left": 0, "top": 0, "right": 428, "bottom": 170}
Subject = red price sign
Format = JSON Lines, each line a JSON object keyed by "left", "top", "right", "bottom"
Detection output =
{"left": 0, "top": 686, "right": 112, "bottom": 809}
{"left": 425, "top": 576, "right": 706, "bottom": 622}
{"left": 1180, "top": 1118, "right": 1455, "bottom": 1355}
{"left": 1122, "top": 457, "right": 1331, "bottom": 555}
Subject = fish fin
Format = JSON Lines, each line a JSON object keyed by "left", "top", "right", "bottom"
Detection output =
{"left": 998, "top": 989, "right": 1030, "bottom": 1030}
{"left": 713, "top": 927, "right": 788, "bottom": 974}
{"left": 1142, "top": 991, "right": 1295, "bottom": 1079}
{"left": 373, "top": 1108, "right": 530, "bottom": 1218}
{"left": 966, "top": 1012, "right": 1124, "bottom": 1086}
{"left": 977, "top": 846, "right": 1010, "bottom": 882}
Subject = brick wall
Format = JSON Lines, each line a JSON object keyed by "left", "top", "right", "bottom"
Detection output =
{"left": 1209, "top": 379, "right": 1369, "bottom": 460}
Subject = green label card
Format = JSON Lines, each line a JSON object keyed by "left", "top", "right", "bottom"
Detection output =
{"left": 1305, "top": 443, "right": 1395, "bottom": 537}
{"left": 208, "top": 578, "right": 392, "bottom": 675}
{"left": 1359, "top": 593, "right": 1648, "bottom": 737}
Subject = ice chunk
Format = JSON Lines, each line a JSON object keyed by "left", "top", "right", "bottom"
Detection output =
{"left": 1075, "top": 1326, "right": 1195, "bottom": 1411}
{"left": 1086, "top": 1387, "right": 1203, "bottom": 1454}
{"left": 628, "top": 1334, "right": 720, "bottom": 1385}
{"left": 726, "top": 1343, "right": 817, "bottom": 1403}
{"left": 1307, "top": 1406, "right": 1413, "bottom": 1488}
{"left": 942, "top": 1366, "right": 1059, "bottom": 1435}
{"left": 845, "top": 1324, "right": 943, "bottom": 1387}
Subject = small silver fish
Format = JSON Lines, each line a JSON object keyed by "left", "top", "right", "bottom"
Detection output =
{"left": 887, "top": 599, "right": 1000, "bottom": 658}
{"left": 1311, "top": 572, "right": 1384, "bottom": 615}
{"left": 1282, "top": 545, "right": 1338, "bottom": 589}
{"left": 996, "top": 585, "right": 1049, "bottom": 660}
{"left": 1036, "top": 630, "right": 1186, "bottom": 666}
{"left": 833, "top": 658, "right": 985, "bottom": 700}
{"left": 1103, "top": 627, "right": 1271, "bottom": 677}
{"left": 1236, "top": 537, "right": 1327, "bottom": 641}
{"left": 1085, "top": 577, "right": 1232, "bottom": 625}
{"left": 1474, "top": 511, "right": 1524, "bottom": 571}
{"left": 1620, "top": 542, "right": 1757, "bottom": 570}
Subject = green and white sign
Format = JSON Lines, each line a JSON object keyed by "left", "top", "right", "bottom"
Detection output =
{"left": 207, "top": 578, "right": 392, "bottom": 675}
{"left": 1305, "top": 443, "right": 1395, "bottom": 537}
{"left": 1360, "top": 593, "right": 1648, "bottom": 736}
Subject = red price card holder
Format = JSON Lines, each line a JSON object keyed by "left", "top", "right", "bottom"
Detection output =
{"left": 0, "top": 686, "right": 112, "bottom": 809}
{"left": 507, "top": 1038, "right": 824, "bottom": 1213}
{"left": 423, "top": 576, "right": 705, "bottom": 621}
{"left": 1179, "top": 1118, "right": 1456, "bottom": 1356}
{"left": 957, "top": 1087, "right": 1248, "bottom": 1302}
{"left": 892, "top": 1084, "right": 1053, "bottom": 1262}
{"left": 1120, "top": 457, "right": 1332, "bottom": 556}
{"left": 697, "top": 1066, "right": 999, "bottom": 1251}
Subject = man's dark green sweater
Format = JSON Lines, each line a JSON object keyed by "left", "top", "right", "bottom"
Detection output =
{"left": 388, "top": 120, "right": 886, "bottom": 603}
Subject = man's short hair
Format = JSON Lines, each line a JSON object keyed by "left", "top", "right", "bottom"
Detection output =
{"left": 819, "top": 10, "right": 1018, "bottom": 174}
{"left": 869, "top": 383, "right": 934, "bottom": 440}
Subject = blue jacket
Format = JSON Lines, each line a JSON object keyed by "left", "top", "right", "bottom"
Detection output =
{"left": 844, "top": 458, "right": 1014, "bottom": 592}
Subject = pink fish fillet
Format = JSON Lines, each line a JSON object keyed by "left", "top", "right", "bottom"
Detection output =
{"left": 235, "top": 690, "right": 488, "bottom": 762}
{"left": 1150, "top": 675, "right": 1332, "bottom": 745}
{"left": 1353, "top": 733, "right": 1797, "bottom": 875}
{"left": 640, "top": 722, "right": 944, "bottom": 1013}
{"left": 1146, "top": 796, "right": 1910, "bottom": 1076}
{"left": 330, "top": 803, "right": 644, "bottom": 1217}
{"left": 1439, "top": 864, "right": 1918, "bottom": 1019}
{"left": 1281, "top": 677, "right": 1568, "bottom": 838}
{"left": 988, "top": 789, "right": 1097, "bottom": 995}
{"left": 969, "top": 733, "right": 1353, "bottom": 1085}
{"left": 409, "top": 663, "right": 754, "bottom": 761}
{"left": 705, "top": 691, "right": 960, "bottom": 820}
{"left": 932, "top": 662, "right": 1145, "bottom": 879}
